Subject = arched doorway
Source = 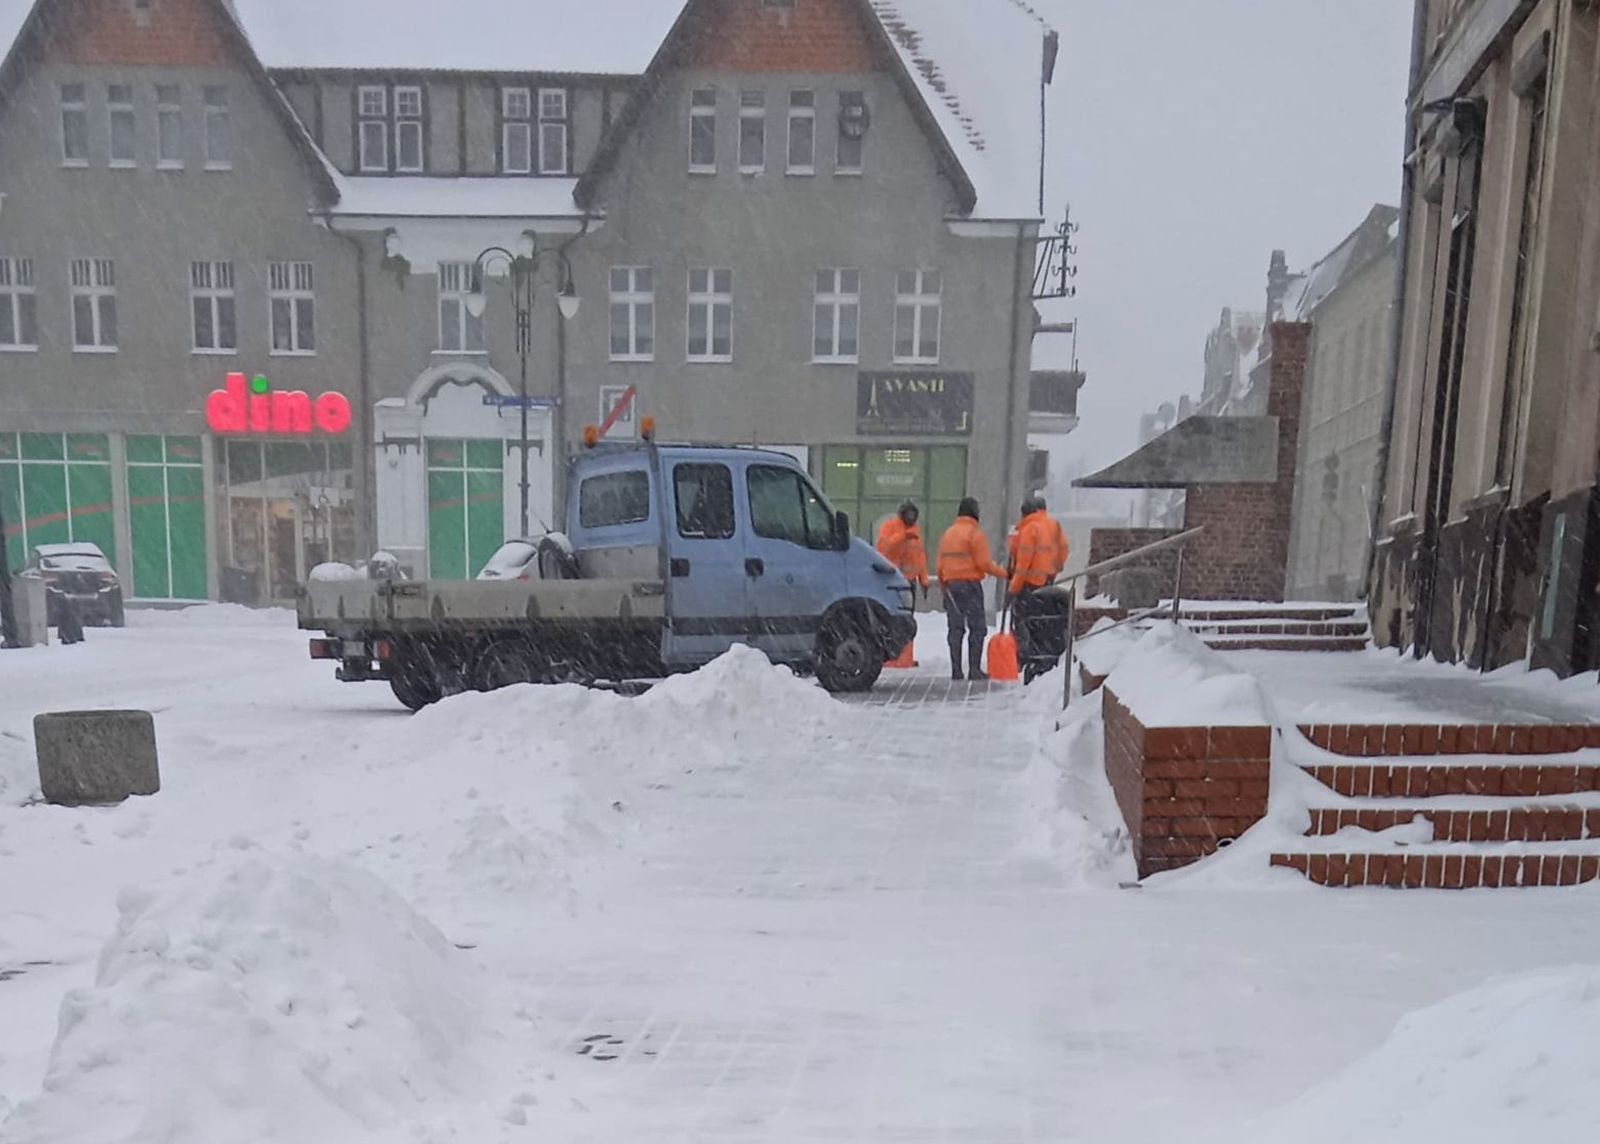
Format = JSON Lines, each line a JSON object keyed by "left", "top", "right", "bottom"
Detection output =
{"left": 374, "top": 363, "right": 554, "bottom": 579}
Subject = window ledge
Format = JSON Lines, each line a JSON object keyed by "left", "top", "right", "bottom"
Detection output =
{"left": 687, "top": 356, "right": 734, "bottom": 365}
{"left": 203, "top": 162, "right": 233, "bottom": 172}
{"left": 892, "top": 358, "right": 941, "bottom": 367}
{"left": 269, "top": 349, "right": 318, "bottom": 358}
{"left": 609, "top": 355, "right": 655, "bottom": 364}
{"left": 192, "top": 348, "right": 239, "bottom": 356}
{"left": 812, "top": 357, "right": 859, "bottom": 366}
{"left": 156, "top": 161, "right": 185, "bottom": 171}
{"left": 0, "top": 344, "right": 40, "bottom": 353}
{"left": 431, "top": 349, "right": 489, "bottom": 357}
{"left": 835, "top": 168, "right": 864, "bottom": 178}
{"left": 787, "top": 167, "right": 816, "bottom": 177}
{"left": 108, "top": 160, "right": 137, "bottom": 170}
{"left": 688, "top": 166, "right": 717, "bottom": 176}
{"left": 73, "top": 346, "right": 119, "bottom": 354}
{"left": 60, "top": 159, "right": 89, "bottom": 169}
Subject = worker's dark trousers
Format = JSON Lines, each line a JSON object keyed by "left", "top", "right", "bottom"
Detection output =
{"left": 944, "top": 580, "right": 987, "bottom": 672}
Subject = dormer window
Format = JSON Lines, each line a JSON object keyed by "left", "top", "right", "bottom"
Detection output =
{"left": 357, "top": 82, "right": 425, "bottom": 174}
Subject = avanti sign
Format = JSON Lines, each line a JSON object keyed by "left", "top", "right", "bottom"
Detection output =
{"left": 206, "top": 372, "right": 352, "bottom": 436}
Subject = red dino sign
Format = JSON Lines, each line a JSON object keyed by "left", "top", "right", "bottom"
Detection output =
{"left": 206, "top": 372, "right": 352, "bottom": 435}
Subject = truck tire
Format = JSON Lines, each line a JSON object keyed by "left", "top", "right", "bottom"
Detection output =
{"left": 475, "top": 639, "right": 538, "bottom": 692}
{"left": 814, "top": 619, "right": 884, "bottom": 693}
{"left": 389, "top": 650, "right": 443, "bottom": 711}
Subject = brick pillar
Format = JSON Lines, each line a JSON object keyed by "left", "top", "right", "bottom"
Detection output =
{"left": 1266, "top": 322, "right": 1312, "bottom": 594}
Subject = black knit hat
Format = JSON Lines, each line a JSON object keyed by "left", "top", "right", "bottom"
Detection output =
{"left": 958, "top": 497, "right": 981, "bottom": 521}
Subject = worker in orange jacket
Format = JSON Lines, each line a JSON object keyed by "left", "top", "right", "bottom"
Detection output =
{"left": 1009, "top": 496, "right": 1070, "bottom": 663}
{"left": 876, "top": 501, "right": 931, "bottom": 600}
{"left": 936, "top": 497, "right": 1008, "bottom": 680}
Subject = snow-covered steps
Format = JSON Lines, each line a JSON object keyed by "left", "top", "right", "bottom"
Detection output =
{"left": 1074, "top": 602, "right": 1370, "bottom": 654}
{"left": 1299, "top": 758, "right": 1600, "bottom": 797}
{"left": 1306, "top": 804, "right": 1600, "bottom": 842}
{"left": 1270, "top": 846, "right": 1600, "bottom": 888}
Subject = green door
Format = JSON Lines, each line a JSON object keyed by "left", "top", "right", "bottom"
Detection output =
{"left": 426, "top": 438, "right": 504, "bottom": 580}
{"left": 127, "top": 435, "right": 208, "bottom": 599}
{"left": 0, "top": 432, "right": 117, "bottom": 566}
{"left": 819, "top": 445, "right": 966, "bottom": 553}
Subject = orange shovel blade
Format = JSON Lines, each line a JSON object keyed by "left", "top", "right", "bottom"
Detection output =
{"left": 987, "top": 632, "right": 1020, "bottom": 682}
{"left": 886, "top": 641, "right": 917, "bottom": 669}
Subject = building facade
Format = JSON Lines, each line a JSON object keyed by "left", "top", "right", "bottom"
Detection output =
{"left": 1, "top": 0, "right": 1053, "bottom": 600}
{"left": 1371, "top": 0, "right": 1600, "bottom": 673}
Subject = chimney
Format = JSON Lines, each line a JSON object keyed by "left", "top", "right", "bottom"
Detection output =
{"left": 1265, "top": 249, "right": 1292, "bottom": 321}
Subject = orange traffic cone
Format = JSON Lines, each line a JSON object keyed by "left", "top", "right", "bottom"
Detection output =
{"left": 886, "top": 640, "right": 918, "bottom": 669}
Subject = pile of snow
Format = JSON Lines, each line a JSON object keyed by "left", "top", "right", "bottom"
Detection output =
{"left": 1018, "top": 692, "right": 1135, "bottom": 884}
{"left": 149, "top": 603, "right": 295, "bottom": 627}
{"left": 1228, "top": 966, "right": 1600, "bottom": 1143}
{"left": 1075, "top": 615, "right": 1141, "bottom": 680}
{"left": 0, "top": 855, "right": 499, "bottom": 1144}
{"left": 308, "top": 562, "right": 363, "bottom": 582}
{"left": 1103, "top": 622, "right": 1270, "bottom": 726}
{"left": 641, "top": 643, "right": 841, "bottom": 730}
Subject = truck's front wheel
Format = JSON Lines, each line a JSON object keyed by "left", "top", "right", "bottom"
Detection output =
{"left": 475, "top": 639, "right": 538, "bottom": 691}
{"left": 815, "top": 619, "right": 884, "bottom": 693}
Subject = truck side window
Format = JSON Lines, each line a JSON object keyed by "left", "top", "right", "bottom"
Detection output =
{"left": 674, "top": 463, "right": 736, "bottom": 540}
{"left": 579, "top": 470, "right": 651, "bottom": 528}
{"left": 748, "top": 464, "right": 836, "bottom": 550}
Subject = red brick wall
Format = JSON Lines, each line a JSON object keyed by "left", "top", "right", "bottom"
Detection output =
{"left": 1083, "top": 528, "right": 1179, "bottom": 598}
{"left": 36, "top": 0, "right": 231, "bottom": 67}
{"left": 1103, "top": 687, "right": 1272, "bottom": 878}
{"left": 681, "top": 0, "right": 878, "bottom": 73}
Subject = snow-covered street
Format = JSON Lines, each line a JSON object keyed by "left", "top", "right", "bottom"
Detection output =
{"left": 3, "top": 609, "right": 1599, "bottom": 1142}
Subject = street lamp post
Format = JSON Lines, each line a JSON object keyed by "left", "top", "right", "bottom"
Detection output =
{"left": 465, "top": 232, "right": 580, "bottom": 537}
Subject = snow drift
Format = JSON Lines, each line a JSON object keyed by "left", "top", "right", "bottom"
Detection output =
{"left": 1102, "top": 622, "right": 1270, "bottom": 727}
{"left": 1229, "top": 966, "right": 1600, "bottom": 1142}
{"left": 0, "top": 855, "right": 496, "bottom": 1144}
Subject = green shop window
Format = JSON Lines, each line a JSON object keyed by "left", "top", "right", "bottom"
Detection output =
{"left": 819, "top": 445, "right": 966, "bottom": 552}
{"left": 426, "top": 438, "right": 505, "bottom": 580}
{"left": 127, "top": 435, "right": 208, "bottom": 600}
{"left": 0, "top": 431, "right": 117, "bottom": 570}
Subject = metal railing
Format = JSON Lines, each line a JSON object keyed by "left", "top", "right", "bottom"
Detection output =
{"left": 1032, "top": 526, "right": 1205, "bottom": 711}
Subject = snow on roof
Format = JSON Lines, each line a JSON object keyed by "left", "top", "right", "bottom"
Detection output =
{"left": 869, "top": 0, "right": 1054, "bottom": 220}
{"left": 229, "top": 0, "right": 684, "bottom": 75}
{"left": 329, "top": 176, "right": 582, "bottom": 219}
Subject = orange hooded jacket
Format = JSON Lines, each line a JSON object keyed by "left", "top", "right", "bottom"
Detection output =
{"left": 1010, "top": 510, "right": 1069, "bottom": 594}
{"left": 936, "top": 516, "right": 1007, "bottom": 585}
{"left": 876, "top": 517, "right": 930, "bottom": 589}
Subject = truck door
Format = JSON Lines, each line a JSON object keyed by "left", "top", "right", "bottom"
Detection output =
{"left": 661, "top": 459, "right": 750, "bottom": 666}
{"left": 743, "top": 461, "right": 846, "bottom": 661}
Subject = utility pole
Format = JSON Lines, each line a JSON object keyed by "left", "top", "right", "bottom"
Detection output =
{"left": 0, "top": 494, "right": 16, "bottom": 647}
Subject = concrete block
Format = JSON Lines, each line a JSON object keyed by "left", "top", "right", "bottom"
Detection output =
{"left": 34, "top": 710, "right": 160, "bottom": 806}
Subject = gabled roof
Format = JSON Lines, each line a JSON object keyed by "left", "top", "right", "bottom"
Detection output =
{"left": 1076, "top": 417, "right": 1281, "bottom": 489}
{"left": 0, "top": 0, "right": 337, "bottom": 205}
{"left": 1280, "top": 203, "right": 1401, "bottom": 320}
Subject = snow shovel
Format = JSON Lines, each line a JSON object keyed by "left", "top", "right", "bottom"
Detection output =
{"left": 987, "top": 600, "right": 1020, "bottom": 683}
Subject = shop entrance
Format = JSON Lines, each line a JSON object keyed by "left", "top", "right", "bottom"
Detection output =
{"left": 425, "top": 438, "right": 505, "bottom": 580}
{"left": 0, "top": 432, "right": 117, "bottom": 570}
{"left": 223, "top": 439, "right": 354, "bottom": 602}
{"left": 819, "top": 446, "right": 968, "bottom": 551}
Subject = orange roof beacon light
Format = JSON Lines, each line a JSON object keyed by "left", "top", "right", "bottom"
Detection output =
{"left": 640, "top": 416, "right": 657, "bottom": 442}
{"left": 582, "top": 425, "right": 600, "bottom": 449}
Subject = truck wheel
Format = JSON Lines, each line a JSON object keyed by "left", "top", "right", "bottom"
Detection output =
{"left": 815, "top": 621, "right": 884, "bottom": 693}
{"left": 389, "top": 652, "right": 443, "bottom": 711}
{"left": 475, "top": 640, "right": 538, "bottom": 691}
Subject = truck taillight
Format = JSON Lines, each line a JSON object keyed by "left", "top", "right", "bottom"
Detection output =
{"left": 374, "top": 639, "right": 395, "bottom": 662}
{"left": 309, "top": 638, "right": 338, "bottom": 660}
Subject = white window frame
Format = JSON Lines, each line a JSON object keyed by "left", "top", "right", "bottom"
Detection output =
{"left": 893, "top": 269, "right": 942, "bottom": 364}
{"left": 739, "top": 90, "right": 766, "bottom": 174}
{"left": 787, "top": 89, "right": 816, "bottom": 174}
{"left": 689, "top": 87, "right": 717, "bottom": 174}
{"left": 269, "top": 261, "right": 316, "bottom": 356}
{"left": 203, "top": 85, "right": 232, "bottom": 170}
{"left": 189, "top": 259, "right": 237, "bottom": 354}
{"left": 156, "top": 83, "right": 183, "bottom": 169}
{"left": 501, "top": 86, "right": 532, "bottom": 174}
{"left": 0, "top": 257, "right": 38, "bottom": 351}
{"left": 394, "top": 84, "right": 424, "bottom": 173}
{"left": 609, "top": 266, "right": 655, "bottom": 362}
{"left": 107, "top": 84, "right": 136, "bottom": 168}
{"left": 813, "top": 268, "right": 860, "bottom": 364}
{"left": 538, "top": 87, "right": 568, "bottom": 175}
{"left": 60, "top": 83, "right": 89, "bottom": 167}
{"left": 687, "top": 267, "right": 733, "bottom": 363}
{"left": 436, "top": 261, "right": 486, "bottom": 354}
{"left": 358, "top": 84, "right": 389, "bottom": 172}
{"left": 837, "top": 90, "right": 866, "bottom": 175}
{"left": 70, "top": 257, "right": 117, "bottom": 352}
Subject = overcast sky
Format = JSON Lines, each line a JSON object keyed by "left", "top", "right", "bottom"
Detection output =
{"left": 1033, "top": 0, "right": 1415, "bottom": 473}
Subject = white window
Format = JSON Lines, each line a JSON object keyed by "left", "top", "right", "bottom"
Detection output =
{"left": 501, "top": 86, "right": 532, "bottom": 174}
{"left": 813, "top": 268, "right": 860, "bottom": 363}
{"left": 837, "top": 90, "right": 866, "bottom": 173}
{"left": 70, "top": 258, "right": 117, "bottom": 351}
{"left": 60, "top": 83, "right": 88, "bottom": 166}
{"left": 609, "top": 267, "right": 654, "bottom": 361}
{"left": 687, "top": 267, "right": 733, "bottom": 362}
{"left": 894, "top": 269, "right": 941, "bottom": 363}
{"left": 203, "top": 85, "right": 232, "bottom": 169}
{"left": 539, "top": 87, "right": 568, "bottom": 174}
{"left": 689, "top": 87, "right": 717, "bottom": 173}
{"left": 358, "top": 85, "right": 388, "bottom": 172}
{"left": 394, "top": 85, "right": 424, "bottom": 172}
{"left": 190, "top": 260, "right": 237, "bottom": 353}
{"left": 0, "top": 258, "right": 38, "bottom": 350}
{"left": 437, "top": 262, "right": 485, "bottom": 353}
{"left": 156, "top": 83, "right": 183, "bottom": 168}
{"left": 739, "top": 90, "right": 766, "bottom": 173}
{"left": 270, "top": 261, "right": 316, "bottom": 354}
{"left": 108, "top": 84, "right": 136, "bottom": 167}
{"left": 787, "top": 90, "right": 815, "bottom": 174}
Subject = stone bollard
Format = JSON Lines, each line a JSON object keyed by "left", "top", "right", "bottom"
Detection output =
{"left": 34, "top": 710, "right": 160, "bottom": 806}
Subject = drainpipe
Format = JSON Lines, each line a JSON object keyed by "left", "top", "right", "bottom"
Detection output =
{"left": 325, "top": 219, "right": 375, "bottom": 558}
{"left": 1363, "top": 0, "right": 1430, "bottom": 604}
{"left": 1002, "top": 221, "right": 1032, "bottom": 547}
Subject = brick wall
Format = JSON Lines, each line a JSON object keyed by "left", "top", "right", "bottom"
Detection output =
{"left": 1083, "top": 528, "right": 1179, "bottom": 598}
{"left": 1103, "top": 687, "right": 1272, "bottom": 878}
{"left": 681, "top": 0, "right": 877, "bottom": 73}
{"left": 37, "top": 0, "right": 231, "bottom": 67}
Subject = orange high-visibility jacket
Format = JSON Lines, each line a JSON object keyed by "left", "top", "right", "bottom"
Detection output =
{"left": 937, "top": 516, "right": 1007, "bottom": 585}
{"left": 1010, "top": 510, "right": 1069, "bottom": 594}
{"left": 876, "top": 518, "right": 930, "bottom": 589}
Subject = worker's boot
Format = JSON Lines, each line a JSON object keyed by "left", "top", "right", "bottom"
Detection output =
{"left": 968, "top": 644, "right": 988, "bottom": 682}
